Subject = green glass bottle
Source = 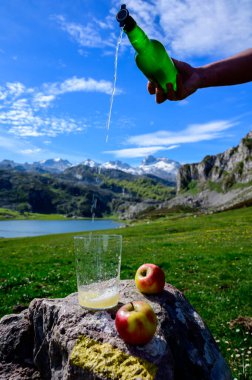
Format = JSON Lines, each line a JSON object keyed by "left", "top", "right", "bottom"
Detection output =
{"left": 116, "top": 4, "right": 177, "bottom": 92}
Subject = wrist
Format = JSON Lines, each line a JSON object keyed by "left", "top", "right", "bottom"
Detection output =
{"left": 197, "top": 66, "right": 217, "bottom": 88}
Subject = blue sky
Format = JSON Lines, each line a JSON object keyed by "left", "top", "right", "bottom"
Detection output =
{"left": 0, "top": 0, "right": 251, "bottom": 167}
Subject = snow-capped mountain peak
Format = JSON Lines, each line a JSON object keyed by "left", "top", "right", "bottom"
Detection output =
{"left": 138, "top": 156, "right": 180, "bottom": 181}
{"left": 35, "top": 158, "right": 72, "bottom": 172}
{"left": 140, "top": 155, "right": 158, "bottom": 166}
{"left": 80, "top": 156, "right": 180, "bottom": 182}
{"left": 0, "top": 155, "right": 180, "bottom": 182}
{"left": 140, "top": 155, "right": 177, "bottom": 167}
{"left": 101, "top": 160, "right": 133, "bottom": 171}
{"left": 82, "top": 159, "right": 97, "bottom": 168}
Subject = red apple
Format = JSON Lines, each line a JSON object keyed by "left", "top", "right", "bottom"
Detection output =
{"left": 135, "top": 263, "right": 165, "bottom": 294}
{"left": 115, "top": 301, "right": 157, "bottom": 345}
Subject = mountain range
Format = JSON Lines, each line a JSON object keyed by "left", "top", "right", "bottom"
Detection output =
{"left": 1, "top": 131, "right": 251, "bottom": 219}
{"left": 0, "top": 156, "right": 180, "bottom": 183}
{"left": 0, "top": 155, "right": 176, "bottom": 219}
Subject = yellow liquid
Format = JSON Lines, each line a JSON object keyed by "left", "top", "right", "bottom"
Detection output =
{"left": 78, "top": 287, "right": 119, "bottom": 309}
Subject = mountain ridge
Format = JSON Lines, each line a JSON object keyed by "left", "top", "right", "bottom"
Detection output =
{"left": 0, "top": 156, "right": 180, "bottom": 183}
{"left": 0, "top": 160, "right": 175, "bottom": 218}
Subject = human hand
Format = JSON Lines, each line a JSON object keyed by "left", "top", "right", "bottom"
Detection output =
{"left": 148, "top": 58, "right": 202, "bottom": 103}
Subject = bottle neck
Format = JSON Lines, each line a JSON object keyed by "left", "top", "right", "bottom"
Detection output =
{"left": 125, "top": 24, "right": 150, "bottom": 53}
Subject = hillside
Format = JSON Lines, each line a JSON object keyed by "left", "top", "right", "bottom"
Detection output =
{"left": 0, "top": 166, "right": 175, "bottom": 218}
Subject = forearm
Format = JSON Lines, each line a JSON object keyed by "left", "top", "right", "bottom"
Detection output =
{"left": 197, "top": 48, "right": 252, "bottom": 88}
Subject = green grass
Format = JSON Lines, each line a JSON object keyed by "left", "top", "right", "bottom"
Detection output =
{"left": 0, "top": 207, "right": 251, "bottom": 378}
{"left": 101, "top": 175, "right": 175, "bottom": 201}
{"left": 0, "top": 207, "right": 90, "bottom": 220}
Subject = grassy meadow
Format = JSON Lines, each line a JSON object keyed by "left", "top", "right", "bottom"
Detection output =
{"left": 0, "top": 207, "right": 251, "bottom": 378}
{"left": 0, "top": 207, "right": 71, "bottom": 220}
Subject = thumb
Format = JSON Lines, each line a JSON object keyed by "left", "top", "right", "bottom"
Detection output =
{"left": 172, "top": 58, "right": 194, "bottom": 76}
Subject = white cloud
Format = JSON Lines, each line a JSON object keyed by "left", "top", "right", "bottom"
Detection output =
{"left": 20, "top": 148, "right": 42, "bottom": 155}
{"left": 33, "top": 93, "right": 56, "bottom": 108}
{"left": 55, "top": 15, "right": 115, "bottom": 49}
{"left": 104, "top": 120, "right": 236, "bottom": 159}
{"left": 104, "top": 144, "right": 179, "bottom": 159}
{"left": 111, "top": 0, "right": 252, "bottom": 59}
{"left": 128, "top": 120, "right": 236, "bottom": 146}
{"left": 53, "top": 1, "right": 252, "bottom": 60}
{"left": 34, "top": 76, "right": 120, "bottom": 103}
{"left": 0, "top": 88, "right": 7, "bottom": 100}
{"left": 0, "top": 75, "right": 118, "bottom": 138}
{"left": 0, "top": 84, "right": 85, "bottom": 138}
{"left": 6, "top": 82, "right": 25, "bottom": 97}
{"left": 0, "top": 82, "right": 27, "bottom": 102}
{"left": 49, "top": 77, "right": 117, "bottom": 96}
{"left": 157, "top": 0, "right": 252, "bottom": 58}
{"left": 0, "top": 131, "right": 42, "bottom": 157}
{"left": 0, "top": 134, "right": 21, "bottom": 150}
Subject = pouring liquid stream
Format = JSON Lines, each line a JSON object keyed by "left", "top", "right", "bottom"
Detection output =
{"left": 106, "top": 28, "right": 123, "bottom": 143}
{"left": 92, "top": 30, "right": 122, "bottom": 223}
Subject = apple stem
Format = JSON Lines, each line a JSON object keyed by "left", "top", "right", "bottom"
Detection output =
{"left": 130, "top": 302, "right": 134, "bottom": 310}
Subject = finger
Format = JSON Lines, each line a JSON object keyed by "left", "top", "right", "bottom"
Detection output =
{"left": 155, "top": 87, "right": 166, "bottom": 104}
{"left": 175, "top": 74, "right": 184, "bottom": 100}
{"left": 147, "top": 81, "right": 156, "bottom": 95}
{"left": 171, "top": 58, "right": 192, "bottom": 76}
{"left": 166, "top": 83, "right": 177, "bottom": 101}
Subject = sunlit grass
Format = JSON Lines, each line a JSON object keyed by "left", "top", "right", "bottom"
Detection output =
{"left": 0, "top": 207, "right": 72, "bottom": 220}
{"left": 0, "top": 207, "right": 251, "bottom": 378}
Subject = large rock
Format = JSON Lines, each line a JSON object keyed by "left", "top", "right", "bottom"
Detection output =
{"left": 0, "top": 280, "right": 232, "bottom": 380}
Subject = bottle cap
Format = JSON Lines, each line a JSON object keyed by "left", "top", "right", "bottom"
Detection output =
{"left": 116, "top": 4, "right": 129, "bottom": 27}
{"left": 116, "top": 4, "right": 136, "bottom": 32}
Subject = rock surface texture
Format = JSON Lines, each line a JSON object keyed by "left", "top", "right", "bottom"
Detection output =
{"left": 171, "top": 130, "right": 252, "bottom": 211}
{"left": 177, "top": 131, "right": 252, "bottom": 191}
{"left": 0, "top": 280, "right": 233, "bottom": 380}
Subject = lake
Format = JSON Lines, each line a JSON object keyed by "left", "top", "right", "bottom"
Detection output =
{"left": 0, "top": 219, "right": 124, "bottom": 238}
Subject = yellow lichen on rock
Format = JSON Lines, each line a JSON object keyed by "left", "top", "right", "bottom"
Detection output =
{"left": 70, "top": 335, "right": 157, "bottom": 380}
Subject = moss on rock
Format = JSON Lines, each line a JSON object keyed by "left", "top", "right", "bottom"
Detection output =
{"left": 70, "top": 335, "right": 157, "bottom": 380}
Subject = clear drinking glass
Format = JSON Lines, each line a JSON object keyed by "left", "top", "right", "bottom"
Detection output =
{"left": 74, "top": 234, "right": 122, "bottom": 310}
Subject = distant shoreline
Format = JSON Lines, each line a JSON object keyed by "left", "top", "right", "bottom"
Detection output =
{"left": 0, "top": 219, "right": 124, "bottom": 238}
{"left": 0, "top": 208, "right": 120, "bottom": 222}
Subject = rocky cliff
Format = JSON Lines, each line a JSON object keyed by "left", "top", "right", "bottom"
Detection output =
{"left": 177, "top": 131, "right": 252, "bottom": 192}
{"left": 170, "top": 131, "right": 252, "bottom": 211}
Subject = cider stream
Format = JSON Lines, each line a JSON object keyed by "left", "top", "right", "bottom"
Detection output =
{"left": 106, "top": 28, "right": 123, "bottom": 143}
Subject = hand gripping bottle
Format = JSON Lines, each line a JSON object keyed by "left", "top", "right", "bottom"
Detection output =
{"left": 116, "top": 4, "right": 177, "bottom": 92}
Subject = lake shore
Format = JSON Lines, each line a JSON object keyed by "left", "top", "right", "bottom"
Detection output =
{"left": 0, "top": 219, "right": 125, "bottom": 238}
{"left": 0, "top": 207, "right": 121, "bottom": 221}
